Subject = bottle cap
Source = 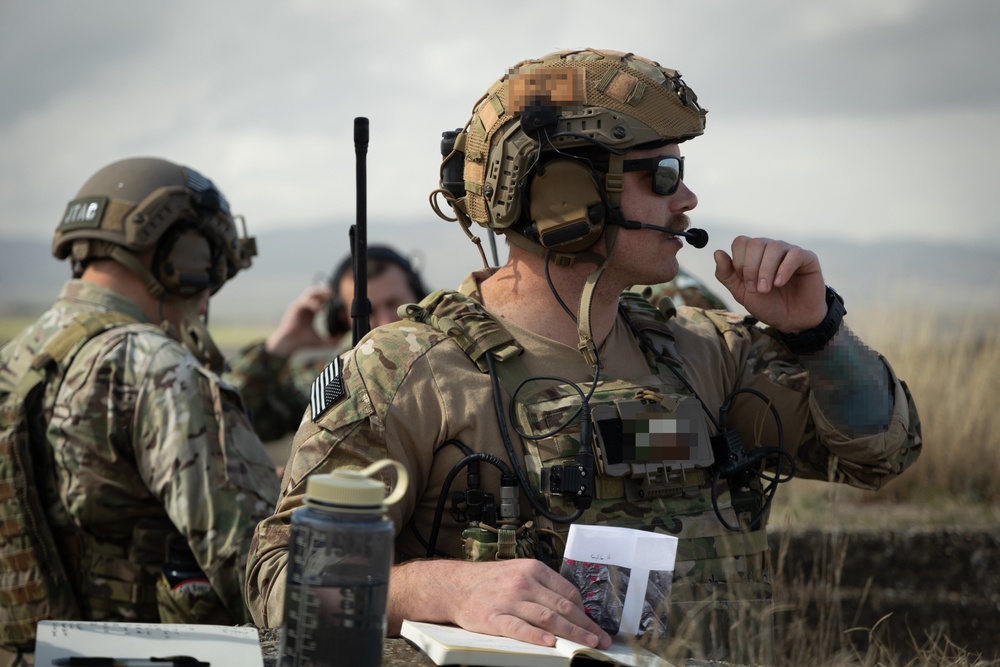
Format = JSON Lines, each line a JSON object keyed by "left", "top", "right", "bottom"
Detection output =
{"left": 305, "top": 458, "right": 409, "bottom": 511}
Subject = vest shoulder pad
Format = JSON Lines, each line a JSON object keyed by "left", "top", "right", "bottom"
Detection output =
{"left": 401, "top": 289, "right": 522, "bottom": 372}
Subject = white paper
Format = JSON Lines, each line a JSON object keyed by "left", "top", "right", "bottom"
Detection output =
{"left": 33, "top": 621, "right": 264, "bottom": 667}
{"left": 562, "top": 525, "right": 678, "bottom": 637}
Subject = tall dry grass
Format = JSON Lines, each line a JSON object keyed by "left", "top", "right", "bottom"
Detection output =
{"left": 759, "top": 306, "right": 1000, "bottom": 666}
{"left": 859, "top": 307, "right": 1000, "bottom": 505}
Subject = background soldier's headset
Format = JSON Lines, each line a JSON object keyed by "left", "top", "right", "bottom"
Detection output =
{"left": 324, "top": 245, "right": 429, "bottom": 337}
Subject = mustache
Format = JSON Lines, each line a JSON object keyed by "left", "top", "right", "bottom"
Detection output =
{"left": 666, "top": 213, "right": 691, "bottom": 231}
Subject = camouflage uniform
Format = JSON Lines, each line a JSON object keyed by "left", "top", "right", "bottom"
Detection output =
{"left": 229, "top": 269, "right": 719, "bottom": 444}
{"left": 634, "top": 266, "right": 729, "bottom": 311}
{"left": 226, "top": 342, "right": 344, "bottom": 443}
{"left": 245, "top": 270, "right": 921, "bottom": 641}
{"left": 0, "top": 280, "right": 279, "bottom": 626}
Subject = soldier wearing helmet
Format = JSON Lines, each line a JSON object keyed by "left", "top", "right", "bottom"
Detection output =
{"left": 0, "top": 157, "right": 279, "bottom": 642}
{"left": 246, "top": 50, "right": 920, "bottom": 662}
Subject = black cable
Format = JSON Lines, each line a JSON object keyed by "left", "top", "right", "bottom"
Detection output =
{"left": 618, "top": 303, "right": 721, "bottom": 431}
{"left": 410, "top": 439, "right": 477, "bottom": 555}
{"left": 425, "top": 451, "right": 514, "bottom": 558}
{"left": 619, "top": 305, "right": 797, "bottom": 531}
{"left": 710, "top": 387, "right": 795, "bottom": 532}
{"left": 486, "top": 353, "right": 588, "bottom": 524}
{"left": 544, "top": 249, "right": 577, "bottom": 324}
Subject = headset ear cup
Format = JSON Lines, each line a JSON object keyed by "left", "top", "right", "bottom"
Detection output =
{"left": 152, "top": 225, "right": 214, "bottom": 297}
{"left": 528, "top": 160, "right": 605, "bottom": 252}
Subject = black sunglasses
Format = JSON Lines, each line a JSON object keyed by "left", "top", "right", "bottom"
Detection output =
{"left": 621, "top": 156, "right": 685, "bottom": 196}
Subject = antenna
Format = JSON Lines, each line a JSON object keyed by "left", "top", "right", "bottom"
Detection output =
{"left": 351, "top": 116, "right": 371, "bottom": 346}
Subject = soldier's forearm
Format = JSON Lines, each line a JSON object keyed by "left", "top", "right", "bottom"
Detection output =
{"left": 798, "top": 323, "right": 894, "bottom": 436}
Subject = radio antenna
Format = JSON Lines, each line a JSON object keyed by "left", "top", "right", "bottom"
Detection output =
{"left": 351, "top": 116, "right": 371, "bottom": 346}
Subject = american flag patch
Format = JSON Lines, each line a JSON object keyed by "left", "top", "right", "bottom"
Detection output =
{"left": 310, "top": 357, "right": 345, "bottom": 421}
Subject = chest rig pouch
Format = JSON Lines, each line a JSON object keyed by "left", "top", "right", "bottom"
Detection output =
{"left": 514, "top": 376, "right": 715, "bottom": 508}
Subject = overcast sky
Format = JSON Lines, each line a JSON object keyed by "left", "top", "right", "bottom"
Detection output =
{"left": 2, "top": 0, "right": 998, "bottom": 252}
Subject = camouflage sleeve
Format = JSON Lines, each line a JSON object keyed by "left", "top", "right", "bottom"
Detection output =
{"left": 134, "top": 341, "right": 280, "bottom": 623}
{"left": 245, "top": 330, "right": 449, "bottom": 629}
{"left": 225, "top": 341, "right": 309, "bottom": 442}
{"left": 718, "top": 312, "right": 921, "bottom": 490}
{"left": 244, "top": 360, "right": 389, "bottom": 628}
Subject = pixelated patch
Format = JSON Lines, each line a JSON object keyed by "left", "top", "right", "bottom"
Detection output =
{"left": 310, "top": 356, "right": 345, "bottom": 421}
{"left": 507, "top": 66, "right": 586, "bottom": 113}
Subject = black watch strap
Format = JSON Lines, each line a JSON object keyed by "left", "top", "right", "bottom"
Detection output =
{"left": 779, "top": 286, "right": 846, "bottom": 354}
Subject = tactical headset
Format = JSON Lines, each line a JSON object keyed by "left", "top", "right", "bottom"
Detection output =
{"left": 325, "top": 245, "right": 429, "bottom": 336}
{"left": 433, "top": 49, "right": 706, "bottom": 266}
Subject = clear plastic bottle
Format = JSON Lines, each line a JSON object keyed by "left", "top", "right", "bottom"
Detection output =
{"left": 279, "top": 459, "right": 408, "bottom": 667}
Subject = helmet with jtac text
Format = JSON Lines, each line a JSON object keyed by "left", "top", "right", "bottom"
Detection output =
{"left": 432, "top": 48, "right": 707, "bottom": 260}
{"left": 53, "top": 156, "right": 256, "bottom": 298}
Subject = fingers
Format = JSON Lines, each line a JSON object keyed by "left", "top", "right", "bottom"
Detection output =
{"left": 447, "top": 560, "right": 612, "bottom": 650}
{"left": 713, "top": 249, "right": 738, "bottom": 296}
{"left": 727, "top": 236, "right": 816, "bottom": 293}
{"left": 294, "top": 285, "right": 334, "bottom": 317}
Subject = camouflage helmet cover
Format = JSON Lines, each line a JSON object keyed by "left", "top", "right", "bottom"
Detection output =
{"left": 52, "top": 157, "right": 256, "bottom": 294}
{"left": 458, "top": 48, "right": 707, "bottom": 236}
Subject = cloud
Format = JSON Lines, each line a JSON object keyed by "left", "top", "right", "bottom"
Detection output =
{"left": 0, "top": 0, "right": 996, "bottom": 249}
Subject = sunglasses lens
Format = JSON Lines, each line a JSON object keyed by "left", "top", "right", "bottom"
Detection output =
{"left": 653, "top": 158, "right": 682, "bottom": 195}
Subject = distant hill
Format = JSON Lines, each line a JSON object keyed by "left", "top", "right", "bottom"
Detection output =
{"left": 3, "top": 219, "right": 998, "bottom": 328}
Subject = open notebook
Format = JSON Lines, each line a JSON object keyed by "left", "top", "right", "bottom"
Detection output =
{"left": 33, "top": 621, "right": 264, "bottom": 667}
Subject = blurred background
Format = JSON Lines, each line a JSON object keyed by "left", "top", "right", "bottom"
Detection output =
{"left": 2, "top": 0, "right": 998, "bottom": 331}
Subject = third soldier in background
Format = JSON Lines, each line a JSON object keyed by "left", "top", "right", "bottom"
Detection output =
{"left": 228, "top": 246, "right": 428, "bottom": 449}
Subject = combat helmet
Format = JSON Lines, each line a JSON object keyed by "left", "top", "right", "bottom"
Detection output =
{"left": 432, "top": 48, "right": 706, "bottom": 263}
{"left": 431, "top": 49, "right": 707, "bottom": 365}
{"left": 53, "top": 157, "right": 256, "bottom": 298}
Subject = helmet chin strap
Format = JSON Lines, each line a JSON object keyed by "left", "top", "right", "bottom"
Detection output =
{"left": 574, "top": 154, "right": 625, "bottom": 367}
{"left": 574, "top": 222, "right": 620, "bottom": 367}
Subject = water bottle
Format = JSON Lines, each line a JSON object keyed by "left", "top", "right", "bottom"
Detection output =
{"left": 279, "top": 459, "right": 409, "bottom": 667}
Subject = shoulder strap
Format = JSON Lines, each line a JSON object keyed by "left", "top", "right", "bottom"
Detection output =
{"left": 618, "top": 289, "right": 682, "bottom": 373}
{"left": 403, "top": 289, "right": 533, "bottom": 396}
{"left": 405, "top": 290, "right": 523, "bottom": 367}
{"left": 13, "top": 311, "right": 143, "bottom": 399}
{"left": 0, "top": 309, "right": 141, "bottom": 651}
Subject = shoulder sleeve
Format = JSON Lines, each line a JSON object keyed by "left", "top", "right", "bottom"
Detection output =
{"left": 245, "top": 321, "right": 450, "bottom": 628}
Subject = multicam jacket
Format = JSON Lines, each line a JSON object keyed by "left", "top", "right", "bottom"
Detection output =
{"left": 0, "top": 280, "right": 279, "bottom": 625}
{"left": 227, "top": 270, "right": 721, "bottom": 446}
{"left": 245, "top": 270, "right": 920, "bottom": 639}
{"left": 226, "top": 342, "right": 342, "bottom": 443}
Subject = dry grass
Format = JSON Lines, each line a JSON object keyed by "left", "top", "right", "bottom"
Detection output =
{"left": 770, "top": 306, "right": 1000, "bottom": 530}
{"left": 762, "top": 306, "right": 1000, "bottom": 666}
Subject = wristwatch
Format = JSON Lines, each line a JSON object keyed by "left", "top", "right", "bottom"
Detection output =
{"left": 778, "top": 286, "right": 846, "bottom": 354}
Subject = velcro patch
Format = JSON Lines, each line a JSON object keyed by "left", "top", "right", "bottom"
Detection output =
{"left": 310, "top": 356, "right": 345, "bottom": 421}
{"left": 507, "top": 66, "right": 586, "bottom": 113}
{"left": 58, "top": 196, "right": 108, "bottom": 232}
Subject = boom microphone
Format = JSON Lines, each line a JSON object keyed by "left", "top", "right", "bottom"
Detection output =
{"left": 616, "top": 217, "right": 709, "bottom": 249}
